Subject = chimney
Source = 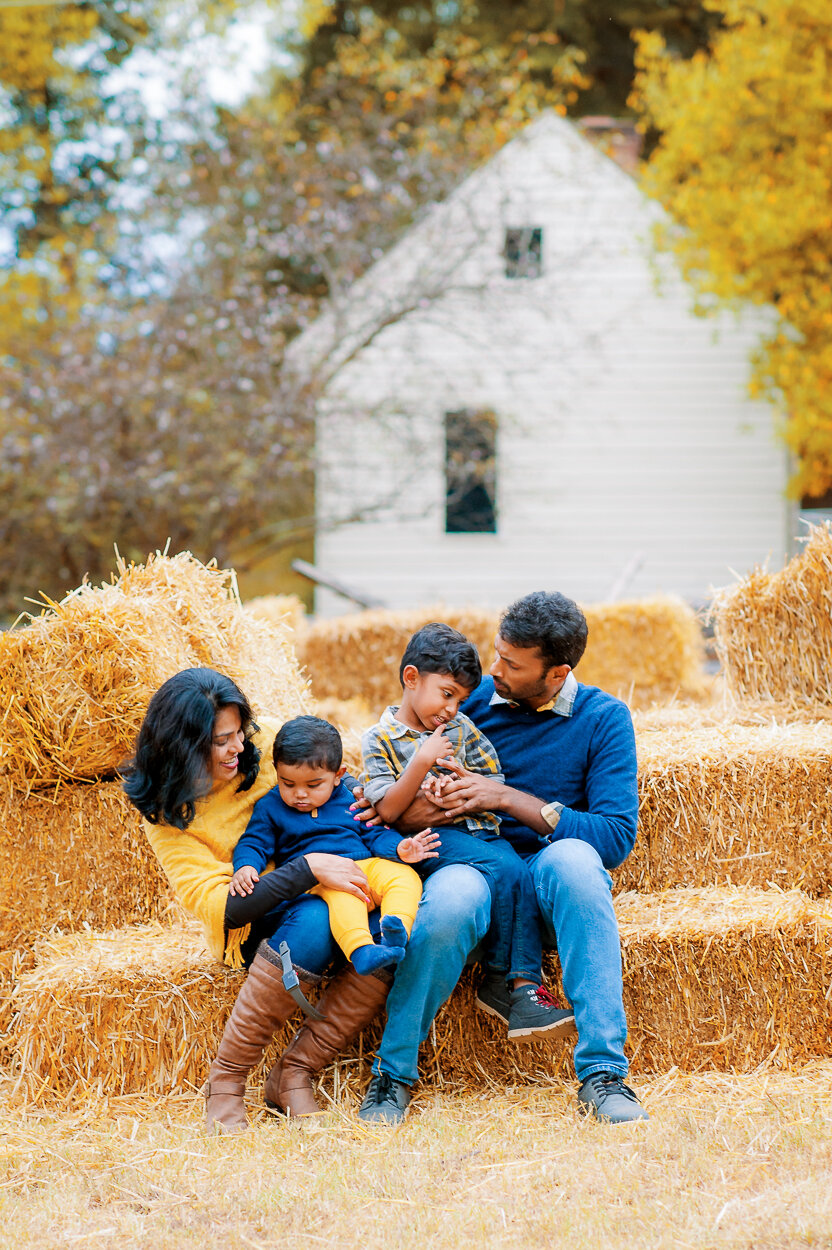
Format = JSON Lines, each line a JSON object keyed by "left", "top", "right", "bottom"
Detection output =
{"left": 576, "top": 117, "right": 643, "bottom": 175}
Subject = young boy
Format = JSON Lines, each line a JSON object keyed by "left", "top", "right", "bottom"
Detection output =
{"left": 361, "top": 622, "right": 575, "bottom": 1041}
{"left": 231, "top": 716, "right": 434, "bottom": 976}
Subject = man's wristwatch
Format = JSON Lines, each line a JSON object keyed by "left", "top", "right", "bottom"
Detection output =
{"left": 540, "top": 801, "right": 564, "bottom": 838}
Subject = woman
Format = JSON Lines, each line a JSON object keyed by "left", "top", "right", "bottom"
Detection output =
{"left": 123, "top": 667, "right": 389, "bottom": 1133}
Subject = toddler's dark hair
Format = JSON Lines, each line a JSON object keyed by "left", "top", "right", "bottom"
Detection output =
{"left": 273, "top": 715, "right": 343, "bottom": 771}
{"left": 399, "top": 622, "right": 482, "bottom": 691}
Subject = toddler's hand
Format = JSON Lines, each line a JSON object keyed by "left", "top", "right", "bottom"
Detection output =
{"left": 397, "top": 828, "right": 442, "bottom": 864}
{"left": 230, "top": 865, "right": 259, "bottom": 896}
{"left": 422, "top": 771, "right": 450, "bottom": 799}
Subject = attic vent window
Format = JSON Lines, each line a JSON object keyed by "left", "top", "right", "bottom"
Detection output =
{"left": 504, "top": 227, "right": 542, "bottom": 279}
{"left": 445, "top": 408, "right": 497, "bottom": 534}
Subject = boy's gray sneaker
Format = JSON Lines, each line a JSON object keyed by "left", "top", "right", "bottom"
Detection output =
{"left": 578, "top": 1072, "right": 649, "bottom": 1124}
{"left": 507, "top": 984, "right": 576, "bottom": 1042}
{"left": 475, "top": 974, "right": 511, "bottom": 1025}
{"left": 358, "top": 1072, "right": 411, "bottom": 1125}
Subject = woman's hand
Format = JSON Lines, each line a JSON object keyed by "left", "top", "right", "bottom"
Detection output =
{"left": 305, "top": 852, "right": 373, "bottom": 905}
{"left": 397, "top": 828, "right": 441, "bottom": 864}
{"left": 349, "top": 785, "right": 384, "bottom": 827}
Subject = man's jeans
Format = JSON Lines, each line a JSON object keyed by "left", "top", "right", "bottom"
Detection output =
{"left": 375, "top": 841, "right": 628, "bottom": 1086}
{"left": 527, "top": 839, "right": 628, "bottom": 1082}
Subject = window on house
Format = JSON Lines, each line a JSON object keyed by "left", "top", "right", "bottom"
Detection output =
{"left": 504, "top": 227, "right": 543, "bottom": 279}
{"left": 445, "top": 409, "right": 497, "bottom": 534}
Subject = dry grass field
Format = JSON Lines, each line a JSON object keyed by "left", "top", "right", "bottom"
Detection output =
{"left": 1, "top": 1065, "right": 831, "bottom": 1249}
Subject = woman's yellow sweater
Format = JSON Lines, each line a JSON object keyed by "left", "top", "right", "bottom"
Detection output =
{"left": 143, "top": 718, "right": 280, "bottom": 968}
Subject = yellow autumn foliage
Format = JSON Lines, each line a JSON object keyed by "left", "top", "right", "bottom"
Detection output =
{"left": 631, "top": 0, "right": 832, "bottom": 498}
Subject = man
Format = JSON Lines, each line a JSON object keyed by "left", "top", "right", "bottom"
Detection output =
{"left": 358, "top": 590, "right": 648, "bottom": 1126}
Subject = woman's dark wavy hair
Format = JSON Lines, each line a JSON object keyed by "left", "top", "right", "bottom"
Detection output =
{"left": 122, "top": 667, "right": 261, "bottom": 830}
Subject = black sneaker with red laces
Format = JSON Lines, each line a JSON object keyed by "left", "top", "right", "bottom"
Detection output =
{"left": 506, "top": 983, "right": 577, "bottom": 1042}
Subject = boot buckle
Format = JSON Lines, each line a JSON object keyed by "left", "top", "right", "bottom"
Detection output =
{"left": 278, "top": 941, "right": 326, "bottom": 1021}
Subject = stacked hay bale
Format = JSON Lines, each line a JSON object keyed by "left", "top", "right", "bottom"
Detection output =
{"left": 297, "top": 606, "right": 498, "bottom": 709}
{"left": 0, "top": 551, "right": 311, "bottom": 1051}
{"left": 711, "top": 522, "right": 832, "bottom": 709}
{"left": 298, "top": 595, "right": 707, "bottom": 712}
{"left": 622, "top": 717, "right": 832, "bottom": 894}
{"left": 0, "top": 551, "right": 309, "bottom": 788}
{"left": 13, "top": 886, "right": 832, "bottom": 1098}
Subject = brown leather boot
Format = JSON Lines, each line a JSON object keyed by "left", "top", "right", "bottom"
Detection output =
{"left": 263, "top": 966, "right": 390, "bottom": 1117}
{"left": 204, "top": 947, "right": 312, "bottom": 1133}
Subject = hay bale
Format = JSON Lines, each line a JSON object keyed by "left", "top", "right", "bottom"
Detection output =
{"left": 582, "top": 596, "right": 708, "bottom": 707}
{"left": 298, "top": 606, "right": 498, "bottom": 710}
{"left": 0, "top": 950, "right": 31, "bottom": 1066}
{"left": 617, "top": 887, "right": 832, "bottom": 1072}
{"left": 0, "top": 778, "right": 172, "bottom": 950}
{"left": 244, "top": 594, "right": 307, "bottom": 636}
{"left": 711, "top": 521, "right": 832, "bottom": 708}
{"left": 0, "top": 589, "right": 195, "bottom": 786}
{"left": 300, "top": 597, "right": 706, "bottom": 711}
{"left": 12, "top": 922, "right": 241, "bottom": 1098}
{"left": 14, "top": 887, "right": 831, "bottom": 1099}
{"left": 621, "top": 718, "right": 832, "bottom": 895}
{"left": 9, "top": 923, "right": 566, "bottom": 1100}
{"left": 0, "top": 551, "right": 310, "bottom": 786}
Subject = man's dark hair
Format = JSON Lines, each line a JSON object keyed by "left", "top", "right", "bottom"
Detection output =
{"left": 123, "top": 667, "right": 261, "bottom": 830}
{"left": 273, "top": 716, "right": 343, "bottom": 772}
{"left": 499, "top": 591, "right": 588, "bottom": 671}
{"left": 399, "top": 622, "right": 482, "bottom": 691}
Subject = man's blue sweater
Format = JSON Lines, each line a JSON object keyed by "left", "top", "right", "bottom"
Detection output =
{"left": 461, "top": 676, "right": 638, "bottom": 869}
{"left": 233, "top": 782, "right": 394, "bottom": 874}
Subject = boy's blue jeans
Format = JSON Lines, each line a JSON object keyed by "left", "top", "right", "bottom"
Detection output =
{"left": 417, "top": 827, "right": 543, "bottom": 983}
{"left": 374, "top": 839, "right": 629, "bottom": 1086}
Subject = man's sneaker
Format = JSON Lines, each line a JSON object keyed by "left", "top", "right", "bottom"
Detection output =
{"left": 358, "top": 1072, "right": 411, "bottom": 1125}
{"left": 578, "top": 1072, "right": 649, "bottom": 1124}
{"left": 507, "top": 984, "right": 577, "bottom": 1042}
{"left": 475, "top": 974, "right": 511, "bottom": 1025}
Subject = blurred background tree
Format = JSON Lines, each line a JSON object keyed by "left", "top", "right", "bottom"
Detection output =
{"left": 631, "top": 0, "right": 832, "bottom": 501}
{"left": 0, "top": 0, "right": 719, "bottom": 617}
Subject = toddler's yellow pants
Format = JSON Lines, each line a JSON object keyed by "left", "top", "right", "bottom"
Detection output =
{"left": 310, "top": 857, "right": 422, "bottom": 960}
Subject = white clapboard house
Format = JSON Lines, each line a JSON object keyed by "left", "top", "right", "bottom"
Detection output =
{"left": 291, "top": 111, "right": 796, "bottom": 615}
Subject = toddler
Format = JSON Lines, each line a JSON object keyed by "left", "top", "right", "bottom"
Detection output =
{"left": 232, "top": 716, "right": 433, "bottom": 976}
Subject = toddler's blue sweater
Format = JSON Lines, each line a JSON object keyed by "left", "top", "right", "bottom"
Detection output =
{"left": 233, "top": 782, "right": 394, "bottom": 873}
{"left": 461, "top": 676, "right": 638, "bottom": 869}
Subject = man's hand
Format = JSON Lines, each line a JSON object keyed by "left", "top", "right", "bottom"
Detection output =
{"left": 305, "top": 852, "right": 373, "bottom": 906}
{"left": 349, "top": 785, "right": 383, "bottom": 827}
{"left": 397, "top": 828, "right": 442, "bottom": 864}
{"left": 428, "top": 757, "right": 508, "bottom": 817}
{"left": 229, "top": 865, "right": 259, "bottom": 897}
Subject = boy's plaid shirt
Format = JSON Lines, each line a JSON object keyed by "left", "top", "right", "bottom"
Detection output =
{"left": 361, "top": 705, "right": 504, "bottom": 837}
